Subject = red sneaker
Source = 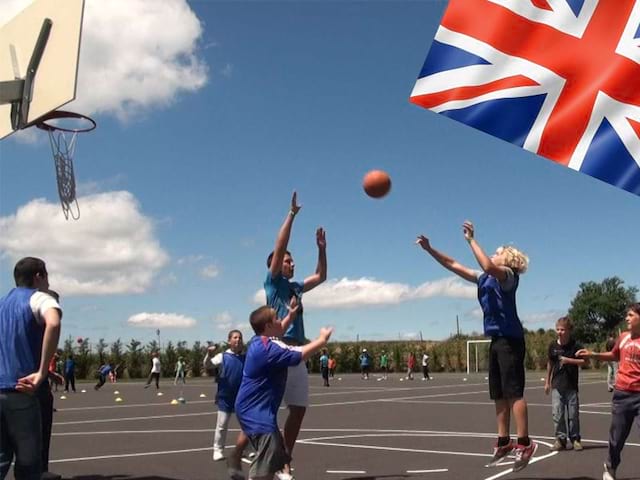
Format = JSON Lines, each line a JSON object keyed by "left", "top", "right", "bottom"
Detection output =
{"left": 513, "top": 441, "right": 538, "bottom": 472}
{"left": 486, "top": 441, "right": 514, "bottom": 467}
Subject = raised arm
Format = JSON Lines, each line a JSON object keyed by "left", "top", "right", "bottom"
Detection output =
{"left": 416, "top": 235, "right": 477, "bottom": 284}
{"left": 275, "top": 296, "right": 300, "bottom": 336}
{"left": 303, "top": 227, "right": 327, "bottom": 292}
{"left": 301, "top": 327, "right": 333, "bottom": 361}
{"left": 463, "top": 221, "right": 508, "bottom": 282}
{"left": 270, "top": 192, "right": 301, "bottom": 278}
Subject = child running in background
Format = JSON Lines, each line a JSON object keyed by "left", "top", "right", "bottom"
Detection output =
{"left": 174, "top": 356, "right": 186, "bottom": 385}
{"left": 421, "top": 351, "right": 431, "bottom": 381}
{"left": 379, "top": 351, "right": 389, "bottom": 380}
{"left": 417, "top": 221, "right": 535, "bottom": 472}
{"left": 406, "top": 352, "right": 415, "bottom": 380}
{"left": 235, "top": 305, "right": 333, "bottom": 480}
{"left": 319, "top": 349, "right": 330, "bottom": 387}
{"left": 359, "top": 349, "right": 371, "bottom": 380}
{"left": 544, "top": 316, "right": 585, "bottom": 451}
{"left": 328, "top": 356, "right": 336, "bottom": 378}
{"left": 94, "top": 363, "right": 112, "bottom": 391}
{"left": 577, "top": 303, "right": 640, "bottom": 480}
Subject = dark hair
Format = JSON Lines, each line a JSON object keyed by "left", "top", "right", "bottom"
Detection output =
{"left": 228, "top": 329, "right": 242, "bottom": 340}
{"left": 266, "top": 250, "right": 292, "bottom": 268}
{"left": 14, "top": 257, "right": 47, "bottom": 287}
{"left": 556, "top": 316, "right": 573, "bottom": 330}
{"left": 250, "top": 306, "right": 274, "bottom": 335}
{"left": 628, "top": 303, "right": 640, "bottom": 316}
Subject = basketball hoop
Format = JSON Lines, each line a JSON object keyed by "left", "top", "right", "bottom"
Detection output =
{"left": 35, "top": 110, "right": 96, "bottom": 220}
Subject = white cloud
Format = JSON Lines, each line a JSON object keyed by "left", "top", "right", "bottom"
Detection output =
{"left": 252, "top": 276, "right": 476, "bottom": 310}
{"left": 176, "top": 254, "right": 205, "bottom": 266}
{"left": 200, "top": 264, "right": 220, "bottom": 279}
{"left": 214, "top": 311, "right": 251, "bottom": 336}
{"left": 1, "top": 0, "right": 208, "bottom": 121}
{"left": 128, "top": 312, "right": 196, "bottom": 328}
{"left": 0, "top": 191, "right": 169, "bottom": 295}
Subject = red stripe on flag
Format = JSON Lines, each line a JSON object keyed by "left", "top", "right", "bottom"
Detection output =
{"left": 629, "top": 118, "right": 640, "bottom": 139}
{"left": 410, "top": 76, "right": 539, "bottom": 109}
{"left": 530, "top": 0, "right": 553, "bottom": 11}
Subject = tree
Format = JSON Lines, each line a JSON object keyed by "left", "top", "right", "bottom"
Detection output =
{"left": 126, "top": 339, "right": 143, "bottom": 378}
{"left": 568, "top": 277, "right": 638, "bottom": 343}
{"left": 96, "top": 338, "right": 108, "bottom": 364}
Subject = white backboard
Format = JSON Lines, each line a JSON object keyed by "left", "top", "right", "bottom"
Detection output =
{"left": 0, "top": 0, "right": 84, "bottom": 139}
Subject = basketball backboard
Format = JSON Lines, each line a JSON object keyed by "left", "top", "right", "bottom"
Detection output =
{"left": 0, "top": 0, "right": 84, "bottom": 139}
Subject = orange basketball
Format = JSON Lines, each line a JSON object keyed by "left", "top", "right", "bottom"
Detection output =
{"left": 363, "top": 170, "right": 391, "bottom": 198}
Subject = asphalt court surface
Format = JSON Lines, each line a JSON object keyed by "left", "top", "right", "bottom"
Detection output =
{"left": 12, "top": 372, "right": 640, "bottom": 480}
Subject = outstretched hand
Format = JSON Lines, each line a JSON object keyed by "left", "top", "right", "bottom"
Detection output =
{"left": 575, "top": 349, "right": 591, "bottom": 358}
{"left": 291, "top": 191, "right": 302, "bottom": 215}
{"left": 319, "top": 327, "right": 334, "bottom": 343}
{"left": 288, "top": 295, "right": 300, "bottom": 316}
{"left": 316, "top": 227, "right": 326, "bottom": 249}
{"left": 415, "top": 235, "right": 431, "bottom": 251}
{"left": 462, "top": 221, "right": 474, "bottom": 242}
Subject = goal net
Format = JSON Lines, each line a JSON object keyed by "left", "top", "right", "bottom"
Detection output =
{"left": 466, "top": 339, "right": 491, "bottom": 374}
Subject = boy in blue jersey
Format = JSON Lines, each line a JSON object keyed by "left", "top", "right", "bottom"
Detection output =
{"left": 265, "top": 191, "right": 327, "bottom": 479}
{"left": 205, "top": 329, "right": 250, "bottom": 478}
{"left": 0, "top": 257, "right": 62, "bottom": 480}
{"left": 94, "top": 364, "right": 113, "bottom": 390}
{"left": 236, "top": 305, "right": 333, "bottom": 480}
{"left": 417, "top": 221, "right": 535, "bottom": 472}
{"left": 359, "top": 349, "right": 371, "bottom": 380}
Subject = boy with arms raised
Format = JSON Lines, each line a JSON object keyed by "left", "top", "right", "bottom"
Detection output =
{"left": 265, "top": 191, "right": 327, "bottom": 479}
{"left": 235, "top": 305, "right": 332, "bottom": 480}
{"left": 417, "top": 221, "right": 535, "bottom": 472}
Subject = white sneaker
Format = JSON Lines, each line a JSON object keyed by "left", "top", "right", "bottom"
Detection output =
{"left": 603, "top": 463, "right": 616, "bottom": 480}
{"left": 213, "top": 449, "right": 225, "bottom": 461}
{"left": 275, "top": 471, "right": 295, "bottom": 480}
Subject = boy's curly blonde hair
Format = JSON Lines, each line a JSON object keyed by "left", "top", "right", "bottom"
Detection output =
{"left": 497, "top": 245, "right": 529, "bottom": 274}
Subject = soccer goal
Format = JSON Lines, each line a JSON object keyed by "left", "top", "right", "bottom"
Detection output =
{"left": 466, "top": 339, "right": 491, "bottom": 375}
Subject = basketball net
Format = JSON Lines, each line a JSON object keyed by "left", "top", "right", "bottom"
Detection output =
{"left": 45, "top": 128, "right": 80, "bottom": 220}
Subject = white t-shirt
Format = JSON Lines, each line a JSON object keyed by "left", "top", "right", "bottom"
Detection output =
{"left": 151, "top": 357, "right": 161, "bottom": 373}
{"left": 422, "top": 354, "right": 429, "bottom": 367}
{"left": 30, "top": 291, "right": 62, "bottom": 325}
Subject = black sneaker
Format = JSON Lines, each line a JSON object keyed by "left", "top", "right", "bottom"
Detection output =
{"left": 513, "top": 441, "right": 538, "bottom": 472}
{"left": 486, "top": 441, "right": 514, "bottom": 467}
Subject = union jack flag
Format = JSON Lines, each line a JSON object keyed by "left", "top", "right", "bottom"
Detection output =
{"left": 410, "top": 0, "right": 640, "bottom": 196}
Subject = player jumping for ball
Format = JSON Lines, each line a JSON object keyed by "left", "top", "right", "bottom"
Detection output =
{"left": 265, "top": 192, "right": 327, "bottom": 480}
{"left": 417, "top": 221, "right": 535, "bottom": 472}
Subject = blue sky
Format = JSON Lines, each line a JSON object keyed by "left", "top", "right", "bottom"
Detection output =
{"left": 0, "top": 0, "right": 638, "bottom": 346}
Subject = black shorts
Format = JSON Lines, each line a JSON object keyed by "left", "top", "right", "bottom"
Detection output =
{"left": 489, "top": 336, "right": 526, "bottom": 400}
{"left": 248, "top": 431, "right": 290, "bottom": 478}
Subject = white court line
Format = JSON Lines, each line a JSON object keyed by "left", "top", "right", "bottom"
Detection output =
{"left": 483, "top": 450, "right": 557, "bottom": 480}
{"left": 50, "top": 447, "right": 212, "bottom": 463}
{"left": 53, "top": 429, "right": 213, "bottom": 436}
{"left": 326, "top": 470, "right": 366, "bottom": 474}
{"left": 406, "top": 469, "right": 448, "bottom": 473}
{"left": 58, "top": 399, "right": 211, "bottom": 412}
{"left": 54, "top": 411, "right": 213, "bottom": 426}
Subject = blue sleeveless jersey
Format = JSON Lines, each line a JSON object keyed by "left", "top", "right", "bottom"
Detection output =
{"left": 264, "top": 272, "right": 305, "bottom": 344}
{"left": 0, "top": 288, "right": 42, "bottom": 389}
{"left": 477, "top": 272, "right": 523, "bottom": 338}
{"left": 216, "top": 351, "right": 245, "bottom": 412}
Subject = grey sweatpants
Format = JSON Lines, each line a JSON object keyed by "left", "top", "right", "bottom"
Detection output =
{"left": 607, "top": 390, "right": 640, "bottom": 470}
